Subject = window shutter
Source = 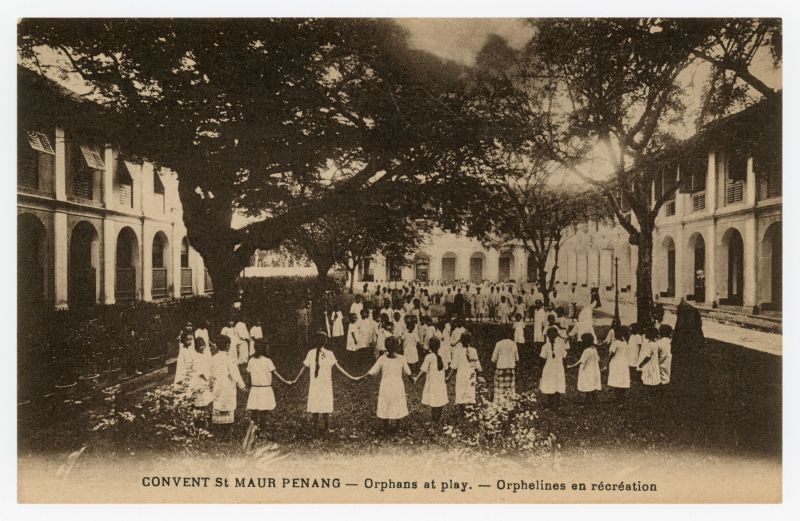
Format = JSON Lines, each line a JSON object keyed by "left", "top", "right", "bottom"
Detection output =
{"left": 80, "top": 145, "right": 105, "bottom": 170}
{"left": 26, "top": 131, "right": 55, "bottom": 155}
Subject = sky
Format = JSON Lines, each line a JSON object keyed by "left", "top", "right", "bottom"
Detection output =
{"left": 396, "top": 18, "right": 535, "bottom": 66}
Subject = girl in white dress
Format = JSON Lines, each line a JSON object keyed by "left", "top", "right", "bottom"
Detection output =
{"left": 414, "top": 337, "right": 449, "bottom": 422}
{"left": 246, "top": 339, "right": 293, "bottom": 431}
{"left": 637, "top": 327, "right": 662, "bottom": 391}
{"left": 294, "top": 332, "right": 360, "bottom": 431}
{"left": 187, "top": 337, "right": 213, "bottom": 420}
{"left": 210, "top": 336, "right": 246, "bottom": 427}
{"left": 607, "top": 325, "right": 632, "bottom": 402}
{"left": 330, "top": 310, "right": 345, "bottom": 350}
{"left": 403, "top": 319, "right": 420, "bottom": 366}
{"left": 628, "top": 323, "right": 644, "bottom": 383}
{"left": 450, "top": 332, "right": 482, "bottom": 410}
{"left": 513, "top": 314, "right": 526, "bottom": 350}
{"left": 569, "top": 300, "right": 599, "bottom": 344}
{"left": 364, "top": 336, "right": 412, "bottom": 432}
{"left": 539, "top": 327, "right": 567, "bottom": 408}
{"left": 569, "top": 333, "right": 602, "bottom": 403}
{"left": 657, "top": 324, "right": 673, "bottom": 385}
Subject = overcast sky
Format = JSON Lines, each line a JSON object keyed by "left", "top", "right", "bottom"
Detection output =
{"left": 395, "top": 18, "right": 535, "bottom": 65}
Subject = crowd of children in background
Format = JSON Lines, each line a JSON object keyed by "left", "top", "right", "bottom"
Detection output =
{"left": 172, "top": 280, "right": 675, "bottom": 439}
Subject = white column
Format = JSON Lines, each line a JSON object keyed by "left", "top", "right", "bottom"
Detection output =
{"left": 134, "top": 162, "right": 144, "bottom": 214}
{"left": 706, "top": 223, "right": 718, "bottom": 307}
{"left": 142, "top": 223, "right": 152, "bottom": 301}
{"left": 743, "top": 218, "right": 758, "bottom": 308}
{"left": 54, "top": 127, "right": 67, "bottom": 201}
{"left": 706, "top": 151, "right": 717, "bottom": 213}
{"left": 515, "top": 248, "right": 528, "bottom": 283}
{"left": 141, "top": 163, "right": 155, "bottom": 217}
{"left": 53, "top": 211, "right": 69, "bottom": 309}
{"left": 674, "top": 226, "right": 685, "bottom": 300}
{"left": 746, "top": 157, "right": 756, "bottom": 206}
{"left": 103, "top": 146, "right": 114, "bottom": 209}
{"left": 171, "top": 224, "right": 182, "bottom": 298}
{"left": 102, "top": 219, "right": 116, "bottom": 304}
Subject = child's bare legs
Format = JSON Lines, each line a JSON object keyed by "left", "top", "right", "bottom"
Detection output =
{"left": 431, "top": 406, "right": 443, "bottom": 423}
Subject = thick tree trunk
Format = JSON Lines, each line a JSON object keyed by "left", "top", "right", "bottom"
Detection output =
{"left": 204, "top": 254, "right": 242, "bottom": 318}
{"left": 537, "top": 268, "right": 551, "bottom": 306}
{"left": 312, "top": 263, "right": 334, "bottom": 332}
{"left": 636, "top": 226, "right": 655, "bottom": 327}
{"left": 348, "top": 267, "right": 356, "bottom": 293}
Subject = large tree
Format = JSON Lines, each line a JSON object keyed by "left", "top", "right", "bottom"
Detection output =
{"left": 470, "top": 19, "right": 780, "bottom": 325}
{"left": 18, "top": 19, "right": 502, "bottom": 310}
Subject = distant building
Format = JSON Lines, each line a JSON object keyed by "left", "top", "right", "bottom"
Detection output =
{"left": 18, "top": 67, "right": 211, "bottom": 310}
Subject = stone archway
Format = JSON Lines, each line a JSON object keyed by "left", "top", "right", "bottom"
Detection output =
{"left": 69, "top": 221, "right": 100, "bottom": 307}
{"left": 151, "top": 231, "right": 171, "bottom": 299}
{"left": 469, "top": 252, "right": 485, "bottom": 282}
{"left": 761, "top": 222, "right": 782, "bottom": 311}
{"left": 18, "top": 213, "right": 47, "bottom": 310}
{"left": 115, "top": 227, "right": 139, "bottom": 302}
{"left": 720, "top": 227, "right": 745, "bottom": 306}
{"left": 687, "top": 232, "right": 706, "bottom": 303}
{"left": 441, "top": 252, "right": 457, "bottom": 283}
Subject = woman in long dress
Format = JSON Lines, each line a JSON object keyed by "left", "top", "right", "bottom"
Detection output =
{"left": 570, "top": 299, "right": 598, "bottom": 344}
{"left": 450, "top": 332, "right": 482, "bottom": 410}
{"left": 539, "top": 327, "right": 567, "bottom": 409}
{"left": 364, "top": 336, "right": 412, "bottom": 432}
{"left": 607, "top": 326, "right": 632, "bottom": 402}
{"left": 414, "top": 337, "right": 449, "bottom": 422}
{"left": 293, "top": 331, "right": 359, "bottom": 431}
{"left": 210, "top": 336, "right": 246, "bottom": 427}
{"left": 187, "top": 337, "right": 213, "bottom": 410}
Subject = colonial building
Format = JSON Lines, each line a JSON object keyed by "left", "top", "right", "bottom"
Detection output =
{"left": 18, "top": 67, "right": 212, "bottom": 310}
{"left": 557, "top": 100, "right": 782, "bottom": 314}
{"left": 350, "top": 100, "right": 782, "bottom": 317}
{"left": 352, "top": 230, "right": 533, "bottom": 285}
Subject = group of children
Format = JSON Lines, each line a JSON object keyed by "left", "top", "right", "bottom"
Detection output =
{"left": 172, "top": 299, "right": 674, "bottom": 438}
{"left": 535, "top": 322, "right": 674, "bottom": 409}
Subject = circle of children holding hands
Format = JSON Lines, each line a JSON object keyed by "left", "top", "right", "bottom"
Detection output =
{"left": 173, "top": 280, "right": 675, "bottom": 439}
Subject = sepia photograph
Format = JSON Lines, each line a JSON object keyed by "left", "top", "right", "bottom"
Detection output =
{"left": 13, "top": 12, "right": 784, "bottom": 504}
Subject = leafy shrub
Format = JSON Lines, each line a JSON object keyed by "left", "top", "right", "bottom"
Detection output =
{"left": 443, "top": 379, "right": 553, "bottom": 457}
{"left": 90, "top": 379, "right": 213, "bottom": 455}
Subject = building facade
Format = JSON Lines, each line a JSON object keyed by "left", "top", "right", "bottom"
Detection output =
{"left": 18, "top": 70, "right": 212, "bottom": 311}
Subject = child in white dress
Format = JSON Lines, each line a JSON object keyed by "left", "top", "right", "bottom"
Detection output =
{"left": 294, "top": 332, "right": 360, "bottom": 431}
{"left": 569, "top": 333, "right": 602, "bottom": 403}
{"left": 187, "top": 337, "right": 212, "bottom": 413}
{"left": 607, "top": 325, "right": 631, "bottom": 402}
{"left": 539, "top": 327, "right": 567, "bottom": 408}
{"left": 628, "top": 323, "right": 644, "bottom": 382}
{"left": 414, "top": 337, "right": 449, "bottom": 422}
{"left": 450, "top": 332, "right": 482, "bottom": 411}
{"left": 364, "top": 336, "right": 412, "bottom": 432}
{"left": 637, "top": 327, "right": 662, "bottom": 391}
{"left": 210, "top": 336, "right": 246, "bottom": 427}
{"left": 246, "top": 339, "right": 292, "bottom": 432}
{"left": 403, "top": 319, "right": 420, "bottom": 366}
{"left": 513, "top": 314, "right": 526, "bottom": 352}
{"left": 657, "top": 324, "right": 673, "bottom": 385}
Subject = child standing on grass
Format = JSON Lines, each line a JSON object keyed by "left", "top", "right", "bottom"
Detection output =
{"left": 415, "top": 337, "right": 449, "bottom": 422}
{"left": 364, "top": 336, "right": 411, "bottom": 433}
{"left": 210, "top": 336, "right": 246, "bottom": 428}
{"left": 295, "top": 331, "right": 360, "bottom": 432}
{"left": 450, "top": 332, "right": 482, "bottom": 412}
{"left": 658, "top": 324, "right": 673, "bottom": 385}
{"left": 628, "top": 323, "right": 644, "bottom": 382}
{"left": 539, "top": 327, "right": 567, "bottom": 408}
{"left": 403, "top": 318, "right": 420, "bottom": 367}
{"left": 637, "top": 327, "right": 662, "bottom": 391}
{"left": 246, "top": 339, "right": 293, "bottom": 432}
{"left": 498, "top": 296, "right": 511, "bottom": 325}
{"left": 346, "top": 313, "right": 361, "bottom": 354}
{"left": 513, "top": 313, "right": 526, "bottom": 354}
{"left": 188, "top": 336, "right": 212, "bottom": 413}
{"left": 491, "top": 326, "right": 519, "bottom": 406}
{"left": 607, "top": 325, "right": 631, "bottom": 402}
{"left": 569, "top": 333, "right": 602, "bottom": 404}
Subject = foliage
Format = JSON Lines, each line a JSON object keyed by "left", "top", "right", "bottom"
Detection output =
{"left": 468, "top": 162, "right": 612, "bottom": 304}
{"left": 18, "top": 19, "right": 507, "bottom": 308}
{"left": 90, "top": 379, "right": 213, "bottom": 455}
{"left": 443, "top": 383, "right": 553, "bottom": 457}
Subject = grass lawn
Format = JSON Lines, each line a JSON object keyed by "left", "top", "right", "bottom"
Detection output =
{"left": 19, "top": 320, "right": 781, "bottom": 466}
